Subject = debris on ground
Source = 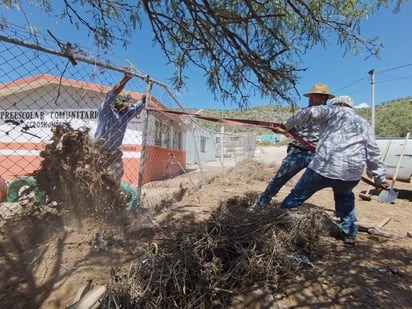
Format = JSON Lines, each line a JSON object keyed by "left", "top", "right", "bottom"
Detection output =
{"left": 33, "top": 123, "right": 130, "bottom": 223}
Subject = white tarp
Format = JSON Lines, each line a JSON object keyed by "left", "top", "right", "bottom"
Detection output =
{"left": 376, "top": 137, "right": 412, "bottom": 182}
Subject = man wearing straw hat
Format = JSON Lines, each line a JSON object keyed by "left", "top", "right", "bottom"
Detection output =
{"left": 272, "top": 95, "right": 389, "bottom": 245}
{"left": 95, "top": 71, "right": 146, "bottom": 184}
{"left": 255, "top": 83, "right": 334, "bottom": 208}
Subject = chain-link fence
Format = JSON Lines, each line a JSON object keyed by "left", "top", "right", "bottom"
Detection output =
{"left": 0, "top": 24, "right": 256, "bottom": 211}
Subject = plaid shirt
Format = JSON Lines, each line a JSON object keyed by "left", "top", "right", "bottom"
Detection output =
{"left": 291, "top": 122, "right": 320, "bottom": 149}
{"left": 283, "top": 105, "right": 387, "bottom": 183}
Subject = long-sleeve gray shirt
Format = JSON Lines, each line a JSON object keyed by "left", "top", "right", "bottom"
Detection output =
{"left": 283, "top": 105, "right": 387, "bottom": 183}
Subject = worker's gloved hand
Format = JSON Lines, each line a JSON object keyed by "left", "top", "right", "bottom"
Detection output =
{"left": 380, "top": 179, "right": 390, "bottom": 190}
{"left": 271, "top": 125, "right": 288, "bottom": 135}
{"left": 124, "top": 72, "right": 132, "bottom": 80}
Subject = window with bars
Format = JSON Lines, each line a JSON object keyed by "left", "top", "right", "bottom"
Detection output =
{"left": 172, "top": 129, "right": 183, "bottom": 150}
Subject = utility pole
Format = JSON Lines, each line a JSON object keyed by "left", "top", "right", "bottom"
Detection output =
{"left": 368, "top": 69, "right": 375, "bottom": 134}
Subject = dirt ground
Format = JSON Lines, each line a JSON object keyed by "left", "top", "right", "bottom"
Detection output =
{"left": 0, "top": 145, "right": 411, "bottom": 308}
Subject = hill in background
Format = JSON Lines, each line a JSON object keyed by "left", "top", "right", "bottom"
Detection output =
{"left": 187, "top": 97, "right": 412, "bottom": 138}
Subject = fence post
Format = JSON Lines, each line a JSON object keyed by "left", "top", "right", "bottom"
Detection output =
{"left": 190, "top": 121, "right": 206, "bottom": 187}
{"left": 135, "top": 80, "right": 153, "bottom": 209}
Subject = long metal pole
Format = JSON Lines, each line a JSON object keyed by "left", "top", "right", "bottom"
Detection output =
{"left": 368, "top": 69, "right": 375, "bottom": 134}
{"left": 135, "top": 81, "right": 153, "bottom": 209}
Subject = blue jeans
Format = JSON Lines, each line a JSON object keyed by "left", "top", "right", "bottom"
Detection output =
{"left": 281, "top": 168, "right": 360, "bottom": 237}
{"left": 257, "top": 147, "right": 315, "bottom": 205}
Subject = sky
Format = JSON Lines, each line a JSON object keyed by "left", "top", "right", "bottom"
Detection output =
{"left": 1, "top": 1, "right": 412, "bottom": 110}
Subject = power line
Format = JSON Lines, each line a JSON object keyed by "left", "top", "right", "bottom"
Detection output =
{"left": 333, "top": 62, "right": 412, "bottom": 94}
{"left": 377, "top": 62, "right": 412, "bottom": 74}
{"left": 333, "top": 77, "right": 367, "bottom": 93}
{"left": 377, "top": 75, "right": 412, "bottom": 84}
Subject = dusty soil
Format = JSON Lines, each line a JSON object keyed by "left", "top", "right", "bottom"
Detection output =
{"left": 0, "top": 145, "right": 411, "bottom": 308}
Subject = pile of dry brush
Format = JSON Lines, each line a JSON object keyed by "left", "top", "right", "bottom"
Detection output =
{"left": 33, "top": 123, "right": 129, "bottom": 222}
{"left": 100, "top": 195, "right": 327, "bottom": 308}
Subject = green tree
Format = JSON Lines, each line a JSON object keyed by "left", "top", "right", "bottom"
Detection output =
{"left": 374, "top": 98, "right": 412, "bottom": 137}
{"left": 0, "top": 0, "right": 406, "bottom": 108}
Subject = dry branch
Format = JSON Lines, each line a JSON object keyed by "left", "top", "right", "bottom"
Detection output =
{"left": 103, "top": 201, "right": 326, "bottom": 308}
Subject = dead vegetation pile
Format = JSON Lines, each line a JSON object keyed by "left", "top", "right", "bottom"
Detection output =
{"left": 1, "top": 129, "right": 332, "bottom": 308}
{"left": 33, "top": 124, "right": 129, "bottom": 223}
{"left": 100, "top": 199, "right": 327, "bottom": 308}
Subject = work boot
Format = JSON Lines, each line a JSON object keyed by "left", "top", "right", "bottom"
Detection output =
{"left": 255, "top": 193, "right": 270, "bottom": 208}
{"left": 343, "top": 235, "right": 356, "bottom": 245}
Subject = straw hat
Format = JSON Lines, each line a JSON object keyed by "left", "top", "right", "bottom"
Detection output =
{"left": 304, "top": 84, "right": 335, "bottom": 99}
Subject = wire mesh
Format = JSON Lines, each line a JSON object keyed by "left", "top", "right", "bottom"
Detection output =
{"left": 0, "top": 24, "right": 256, "bottom": 212}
